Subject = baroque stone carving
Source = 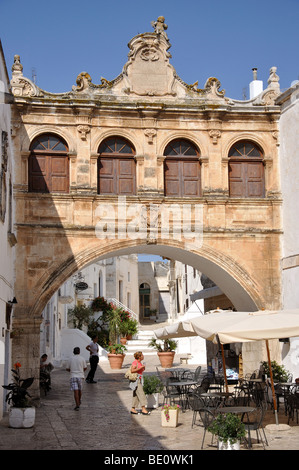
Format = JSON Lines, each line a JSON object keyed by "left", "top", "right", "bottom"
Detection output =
{"left": 144, "top": 129, "right": 156, "bottom": 144}
{"left": 77, "top": 125, "right": 90, "bottom": 140}
{"left": 10, "top": 55, "right": 40, "bottom": 97}
{"left": 209, "top": 129, "right": 221, "bottom": 144}
{"left": 151, "top": 16, "right": 169, "bottom": 40}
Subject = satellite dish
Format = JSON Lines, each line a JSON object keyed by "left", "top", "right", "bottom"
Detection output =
{"left": 75, "top": 282, "right": 88, "bottom": 291}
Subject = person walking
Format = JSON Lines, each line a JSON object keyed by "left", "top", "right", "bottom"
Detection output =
{"left": 86, "top": 335, "right": 99, "bottom": 383}
{"left": 66, "top": 347, "right": 87, "bottom": 410}
{"left": 130, "top": 351, "right": 150, "bottom": 415}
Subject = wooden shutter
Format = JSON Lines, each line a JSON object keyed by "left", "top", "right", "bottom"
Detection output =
{"left": 229, "top": 162, "right": 245, "bottom": 197}
{"left": 229, "top": 161, "right": 264, "bottom": 197}
{"left": 164, "top": 160, "right": 180, "bottom": 196}
{"left": 50, "top": 156, "right": 69, "bottom": 192}
{"left": 182, "top": 160, "right": 200, "bottom": 196}
{"left": 247, "top": 162, "right": 264, "bottom": 197}
{"left": 29, "top": 155, "right": 49, "bottom": 192}
{"left": 29, "top": 134, "right": 69, "bottom": 193}
{"left": 98, "top": 157, "right": 136, "bottom": 195}
{"left": 98, "top": 158, "right": 115, "bottom": 194}
{"left": 117, "top": 158, "right": 136, "bottom": 194}
{"left": 164, "top": 159, "right": 200, "bottom": 197}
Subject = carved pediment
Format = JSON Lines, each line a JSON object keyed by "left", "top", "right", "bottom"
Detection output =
{"left": 10, "top": 18, "right": 230, "bottom": 105}
{"left": 121, "top": 33, "right": 176, "bottom": 97}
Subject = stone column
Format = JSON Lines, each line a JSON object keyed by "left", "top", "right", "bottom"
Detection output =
{"left": 11, "top": 313, "right": 42, "bottom": 401}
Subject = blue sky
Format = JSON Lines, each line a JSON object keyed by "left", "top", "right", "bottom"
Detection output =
{"left": 1, "top": 0, "right": 298, "bottom": 100}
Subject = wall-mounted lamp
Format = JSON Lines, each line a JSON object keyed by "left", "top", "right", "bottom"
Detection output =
{"left": 8, "top": 297, "right": 17, "bottom": 305}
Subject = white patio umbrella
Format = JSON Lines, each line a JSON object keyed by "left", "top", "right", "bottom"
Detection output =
{"left": 154, "top": 321, "right": 198, "bottom": 340}
{"left": 154, "top": 308, "right": 299, "bottom": 425}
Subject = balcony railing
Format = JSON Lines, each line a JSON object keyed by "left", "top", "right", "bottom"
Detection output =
{"left": 107, "top": 298, "right": 139, "bottom": 323}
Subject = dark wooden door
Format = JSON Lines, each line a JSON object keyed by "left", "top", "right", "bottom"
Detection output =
{"left": 29, "top": 154, "right": 69, "bottom": 192}
{"left": 98, "top": 157, "right": 136, "bottom": 195}
{"left": 229, "top": 161, "right": 264, "bottom": 197}
{"left": 164, "top": 159, "right": 200, "bottom": 197}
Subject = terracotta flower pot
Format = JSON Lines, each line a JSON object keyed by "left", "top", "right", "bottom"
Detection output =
{"left": 157, "top": 351, "right": 175, "bottom": 368}
{"left": 107, "top": 353, "right": 126, "bottom": 369}
{"left": 120, "top": 337, "right": 127, "bottom": 345}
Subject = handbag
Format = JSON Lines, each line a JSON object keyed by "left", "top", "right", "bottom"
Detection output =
{"left": 125, "top": 369, "right": 138, "bottom": 381}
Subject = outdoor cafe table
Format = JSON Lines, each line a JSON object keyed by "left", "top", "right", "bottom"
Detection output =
{"left": 217, "top": 406, "right": 255, "bottom": 415}
{"left": 165, "top": 368, "right": 190, "bottom": 379}
{"left": 167, "top": 380, "right": 198, "bottom": 410}
{"left": 201, "top": 392, "right": 233, "bottom": 406}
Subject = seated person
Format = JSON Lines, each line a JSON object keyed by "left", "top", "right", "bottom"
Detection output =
{"left": 40, "top": 354, "right": 54, "bottom": 389}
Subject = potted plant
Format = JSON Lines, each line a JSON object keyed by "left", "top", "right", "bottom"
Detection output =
{"left": 161, "top": 404, "right": 181, "bottom": 427}
{"left": 143, "top": 375, "right": 164, "bottom": 409}
{"left": 68, "top": 304, "right": 93, "bottom": 330}
{"left": 107, "top": 343, "right": 127, "bottom": 369}
{"left": 260, "top": 360, "right": 290, "bottom": 382}
{"left": 148, "top": 338, "right": 178, "bottom": 368}
{"left": 125, "top": 318, "right": 139, "bottom": 340}
{"left": 208, "top": 413, "right": 246, "bottom": 450}
{"left": 118, "top": 317, "right": 131, "bottom": 344}
{"left": 2, "top": 362, "right": 35, "bottom": 428}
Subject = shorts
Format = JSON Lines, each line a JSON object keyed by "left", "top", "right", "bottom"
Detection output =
{"left": 70, "top": 377, "right": 83, "bottom": 391}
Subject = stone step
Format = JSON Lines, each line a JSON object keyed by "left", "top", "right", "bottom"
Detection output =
{"left": 125, "top": 329, "right": 156, "bottom": 355}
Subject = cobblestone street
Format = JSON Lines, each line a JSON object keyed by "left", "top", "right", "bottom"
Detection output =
{"left": 0, "top": 353, "right": 298, "bottom": 455}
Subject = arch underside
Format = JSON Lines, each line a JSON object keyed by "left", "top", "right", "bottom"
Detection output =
{"left": 31, "top": 238, "right": 261, "bottom": 317}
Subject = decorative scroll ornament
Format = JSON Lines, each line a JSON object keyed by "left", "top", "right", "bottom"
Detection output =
{"left": 72, "top": 72, "right": 92, "bottom": 92}
{"left": 140, "top": 47, "right": 159, "bottom": 62}
{"left": 10, "top": 55, "right": 40, "bottom": 97}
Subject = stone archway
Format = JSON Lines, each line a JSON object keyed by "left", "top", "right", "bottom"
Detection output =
{"left": 12, "top": 225, "right": 279, "bottom": 398}
{"left": 9, "top": 18, "right": 283, "bottom": 398}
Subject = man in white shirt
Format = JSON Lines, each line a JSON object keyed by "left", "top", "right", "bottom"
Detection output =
{"left": 86, "top": 335, "right": 99, "bottom": 383}
{"left": 66, "top": 347, "right": 87, "bottom": 410}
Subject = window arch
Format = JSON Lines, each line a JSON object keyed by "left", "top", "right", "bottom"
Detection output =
{"left": 228, "top": 140, "right": 265, "bottom": 197}
{"left": 29, "top": 133, "right": 69, "bottom": 193}
{"left": 163, "top": 139, "right": 201, "bottom": 197}
{"left": 97, "top": 137, "right": 136, "bottom": 195}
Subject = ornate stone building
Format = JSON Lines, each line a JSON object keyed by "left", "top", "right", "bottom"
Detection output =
{"left": 8, "top": 17, "right": 284, "bottom": 393}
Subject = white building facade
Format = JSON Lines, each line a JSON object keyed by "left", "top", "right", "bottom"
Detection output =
{"left": 277, "top": 82, "right": 299, "bottom": 379}
{"left": 0, "top": 41, "right": 17, "bottom": 418}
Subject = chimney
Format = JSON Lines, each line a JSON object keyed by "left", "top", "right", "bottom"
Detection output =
{"left": 249, "top": 68, "right": 263, "bottom": 99}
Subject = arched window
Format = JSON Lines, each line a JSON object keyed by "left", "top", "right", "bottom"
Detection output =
{"left": 164, "top": 139, "right": 201, "bottom": 197}
{"left": 98, "top": 137, "right": 136, "bottom": 195}
{"left": 29, "top": 134, "right": 69, "bottom": 193}
{"left": 228, "top": 140, "right": 265, "bottom": 197}
{"left": 139, "top": 283, "right": 151, "bottom": 318}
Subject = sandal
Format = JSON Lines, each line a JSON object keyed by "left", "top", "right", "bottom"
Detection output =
{"left": 141, "top": 411, "right": 151, "bottom": 415}
{"left": 130, "top": 411, "right": 140, "bottom": 415}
